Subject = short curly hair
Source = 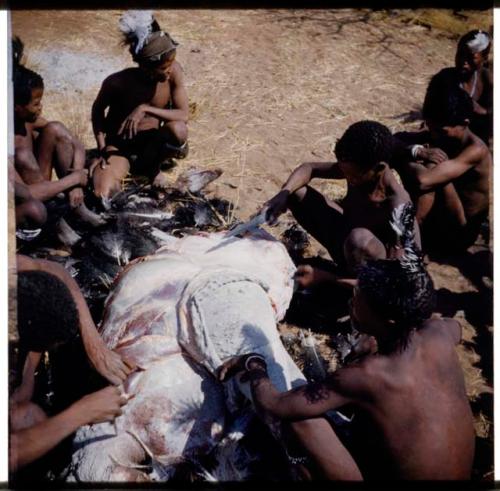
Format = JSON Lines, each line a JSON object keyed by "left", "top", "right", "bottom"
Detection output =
{"left": 422, "top": 69, "right": 473, "bottom": 127}
{"left": 358, "top": 258, "right": 436, "bottom": 349}
{"left": 12, "top": 37, "right": 44, "bottom": 106}
{"left": 17, "top": 271, "right": 79, "bottom": 353}
{"left": 334, "top": 120, "right": 394, "bottom": 171}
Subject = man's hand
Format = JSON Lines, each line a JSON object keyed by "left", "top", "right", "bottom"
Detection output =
{"left": 118, "top": 105, "right": 146, "bottom": 140}
{"left": 218, "top": 353, "right": 267, "bottom": 382}
{"left": 68, "top": 187, "right": 84, "bottom": 208}
{"left": 417, "top": 147, "right": 448, "bottom": 165}
{"left": 70, "top": 168, "right": 89, "bottom": 188}
{"left": 263, "top": 189, "right": 290, "bottom": 225}
{"left": 74, "top": 385, "right": 132, "bottom": 425}
{"left": 84, "top": 335, "right": 135, "bottom": 385}
{"left": 295, "top": 265, "right": 336, "bottom": 289}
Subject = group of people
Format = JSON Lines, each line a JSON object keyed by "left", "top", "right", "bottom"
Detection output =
{"left": 10, "top": 10, "right": 492, "bottom": 482}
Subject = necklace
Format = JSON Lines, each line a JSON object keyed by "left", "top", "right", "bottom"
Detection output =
{"left": 460, "top": 70, "right": 478, "bottom": 98}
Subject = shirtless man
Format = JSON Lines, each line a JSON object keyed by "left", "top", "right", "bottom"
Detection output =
{"left": 12, "top": 37, "right": 102, "bottom": 245}
{"left": 91, "top": 11, "right": 189, "bottom": 199}
{"left": 393, "top": 70, "right": 491, "bottom": 253}
{"left": 220, "top": 206, "right": 474, "bottom": 480}
{"left": 263, "top": 121, "right": 417, "bottom": 288}
{"left": 454, "top": 30, "right": 492, "bottom": 144}
{"left": 11, "top": 257, "right": 135, "bottom": 476}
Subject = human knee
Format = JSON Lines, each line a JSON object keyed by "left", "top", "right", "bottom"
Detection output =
{"left": 22, "top": 199, "right": 47, "bottom": 227}
{"left": 166, "top": 121, "right": 188, "bottom": 144}
{"left": 344, "top": 228, "right": 375, "bottom": 253}
{"left": 43, "top": 121, "right": 72, "bottom": 142}
{"left": 292, "top": 186, "right": 308, "bottom": 202}
{"left": 15, "top": 147, "right": 37, "bottom": 171}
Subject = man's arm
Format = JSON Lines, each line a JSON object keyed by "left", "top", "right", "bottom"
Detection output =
{"left": 222, "top": 357, "right": 368, "bottom": 421}
{"left": 10, "top": 385, "right": 128, "bottom": 471}
{"left": 16, "top": 255, "right": 133, "bottom": 384}
{"left": 141, "top": 64, "right": 189, "bottom": 123}
{"left": 409, "top": 144, "right": 484, "bottom": 193}
{"left": 28, "top": 170, "right": 88, "bottom": 201}
{"left": 264, "top": 161, "right": 344, "bottom": 223}
{"left": 91, "top": 79, "right": 112, "bottom": 153}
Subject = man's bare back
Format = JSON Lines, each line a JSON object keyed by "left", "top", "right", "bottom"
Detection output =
{"left": 343, "top": 318, "right": 474, "bottom": 479}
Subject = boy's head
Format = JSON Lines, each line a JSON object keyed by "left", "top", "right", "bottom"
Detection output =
{"left": 422, "top": 69, "right": 473, "bottom": 143}
{"left": 12, "top": 37, "right": 44, "bottom": 123}
{"left": 17, "top": 271, "right": 79, "bottom": 353}
{"left": 455, "top": 30, "right": 491, "bottom": 80}
{"left": 120, "top": 11, "right": 178, "bottom": 82}
{"left": 334, "top": 121, "right": 394, "bottom": 186}
{"left": 352, "top": 257, "right": 436, "bottom": 350}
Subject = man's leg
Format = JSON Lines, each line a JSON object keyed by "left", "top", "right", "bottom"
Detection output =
{"left": 15, "top": 147, "right": 45, "bottom": 185}
{"left": 288, "top": 186, "right": 347, "bottom": 267}
{"left": 288, "top": 418, "right": 363, "bottom": 480}
{"left": 343, "top": 228, "right": 386, "bottom": 274}
{"left": 92, "top": 154, "right": 131, "bottom": 200}
{"left": 35, "top": 122, "right": 82, "bottom": 179}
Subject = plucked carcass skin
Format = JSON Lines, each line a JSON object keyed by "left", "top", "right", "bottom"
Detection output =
{"left": 67, "top": 229, "right": 301, "bottom": 482}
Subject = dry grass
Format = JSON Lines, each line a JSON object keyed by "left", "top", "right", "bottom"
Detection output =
{"left": 393, "top": 9, "right": 492, "bottom": 38}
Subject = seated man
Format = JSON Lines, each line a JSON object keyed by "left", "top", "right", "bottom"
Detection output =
{"left": 10, "top": 260, "right": 134, "bottom": 476}
{"left": 220, "top": 205, "right": 475, "bottom": 480}
{"left": 12, "top": 37, "right": 102, "bottom": 246}
{"left": 393, "top": 71, "right": 491, "bottom": 253}
{"left": 91, "top": 11, "right": 189, "bottom": 199}
{"left": 263, "top": 120, "right": 417, "bottom": 288}
{"left": 453, "top": 30, "right": 492, "bottom": 144}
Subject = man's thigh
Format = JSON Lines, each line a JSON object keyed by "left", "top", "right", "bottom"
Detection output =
{"left": 288, "top": 186, "right": 347, "bottom": 263}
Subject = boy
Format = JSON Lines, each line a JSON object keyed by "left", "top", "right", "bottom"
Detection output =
{"left": 12, "top": 37, "right": 103, "bottom": 246}
{"left": 11, "top": 259, "right": 135, "bottom": 475}
{"left": 393, "top": 70, "right": 491, "bottom": 253}
{"left": 219, "top": 207, "right": 475, "bottom": 479}
{"left": 263, "top": 120, "right": 417, "bottom": 287}
{"left": 91, "top": 11, "right": 189, "bottom": 199}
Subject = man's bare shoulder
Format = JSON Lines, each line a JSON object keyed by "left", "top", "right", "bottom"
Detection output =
{"left": 459, "top": 133, "right": 489, "bottom": 166}
{"left": 328, "top": 354, "right": 384, "bottom": 398}
{"left": 103, "top": 67, "right": 138, "bottom": 88}
{"left": 419, "top": 317, "right": 461, "bottom": 346}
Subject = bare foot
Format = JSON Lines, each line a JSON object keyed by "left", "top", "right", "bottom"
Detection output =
{"left": 152, "top": 171, "right": 170, "bottom": 190}
{"left": 74, "top": 203, "right": 107, "bottom": 227}
{"left": 56, "top": 218, "right": 81, "bottom": 247}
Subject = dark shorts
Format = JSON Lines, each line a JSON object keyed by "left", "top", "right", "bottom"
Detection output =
{"left": 288, "top": 186, "right": 349, "bottom": 268}
{"left": 106, "top": 128, "right": 188, "bottom": 178}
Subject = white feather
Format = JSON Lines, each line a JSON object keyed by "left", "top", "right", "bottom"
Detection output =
{"left": 119, "top": 10, "right": 154, "bottom": 54}
{"left": 467, "top": 31, "right": 490, "bottom": 54}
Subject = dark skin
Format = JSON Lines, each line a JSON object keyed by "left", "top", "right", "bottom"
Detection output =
{"left": 396, "top": 122, "right": 490, "bottom": 234}
{"left": 14, "top": 87, "right": 89, "bottom": 206}
{"left": 220, "top": 287, "right": 475, "bottom": 480}
{"left": 455, "top": 45, "right": 493, "bottom": 117}
{"left": 264, "top": 160, "right": 418, "bottom": 288}
{"left": 91, "top": 51, "right": 189, "bottom": 198}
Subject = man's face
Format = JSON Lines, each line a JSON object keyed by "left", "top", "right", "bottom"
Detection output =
{"left": 15, "top": 87, "right": 43, "bottom": 123}
{"left": 338, "top": 160, "right": 376, "bottom": 187}
{"left": 142, "top": 51, "right": 176, "bottom": 82}
{"left": 455, "top": 46, "right": 485, "bottom": 79}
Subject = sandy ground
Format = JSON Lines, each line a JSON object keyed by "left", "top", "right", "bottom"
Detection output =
{"left": 10, "top": 8, "right": 493, "bottom": 480}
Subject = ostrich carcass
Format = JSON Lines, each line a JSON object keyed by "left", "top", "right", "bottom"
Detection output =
{"left": 66, "top": 229, "right": 307, "bottom": 482}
